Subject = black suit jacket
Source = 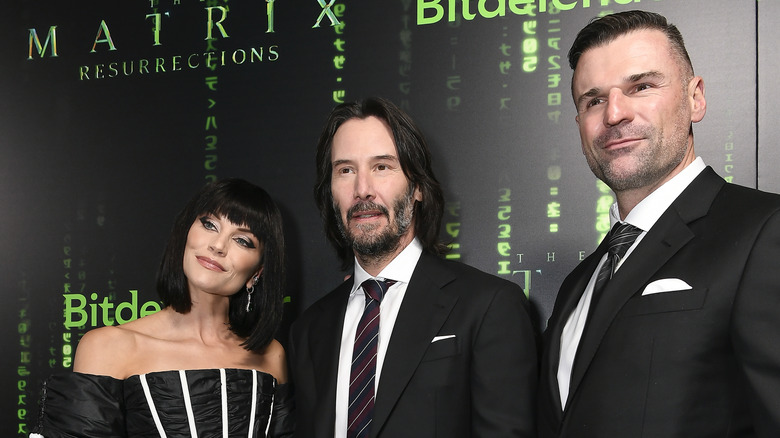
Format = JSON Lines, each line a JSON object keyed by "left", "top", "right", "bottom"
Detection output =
{"left": 290, "top": 251, "right": 538, "bottom": 437}
{"left": 538, "top": 167, "right": 780, "bottom": 437}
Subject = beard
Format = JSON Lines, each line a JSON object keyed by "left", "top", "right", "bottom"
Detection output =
{"left": 334, "top": 184, "right": 416, "bottom": 258}
{"left": 588, "top": 99, "right": 690, "bottom": 192}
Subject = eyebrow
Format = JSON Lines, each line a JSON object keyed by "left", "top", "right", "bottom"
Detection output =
{"left": 627, "top": 70, "right": 665, "bottom": 83}
{"left": 331, "top": 159, "right": 352, "bottom": 168}
{"left": 372, "top": 154, "right": 398, "bottom": 162}
{"left": 331, "top": 154, "right": 398, "bottom": 168}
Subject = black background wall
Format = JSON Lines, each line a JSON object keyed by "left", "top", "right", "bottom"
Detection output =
{"left": 3, "top": 1, "right": 777, "bottom": 434}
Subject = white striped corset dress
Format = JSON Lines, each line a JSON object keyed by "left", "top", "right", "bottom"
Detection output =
{"left": 30, "top": 368, "right": 294, "bottom": 438}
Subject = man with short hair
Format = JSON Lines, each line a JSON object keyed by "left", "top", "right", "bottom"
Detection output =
{"left": 538, "top": 10, "right": 780, "bottom": 437}
{"left": 290, "top": 97, "right": 538, "bottom": 438}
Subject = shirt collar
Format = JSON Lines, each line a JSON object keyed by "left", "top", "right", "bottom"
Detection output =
{"left": 350, "top": 238, "right": 423, "bottom": 295}
{"left": 610, "top": 156, "right": 706, "bottom": 231}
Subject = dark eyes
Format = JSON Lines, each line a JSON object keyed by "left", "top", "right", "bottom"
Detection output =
{"left": 586, "top": 98, "right": 604, "bottom": 109}
{"left": 335, "top": 164, "right": 391, "bottom": 174}
{"left": 583, "top": 83, "right": 654, "bottom": 110}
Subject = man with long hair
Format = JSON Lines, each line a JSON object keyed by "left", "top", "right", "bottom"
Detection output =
{"left": 290, "top": 97, "right": 538, "bottom": 437}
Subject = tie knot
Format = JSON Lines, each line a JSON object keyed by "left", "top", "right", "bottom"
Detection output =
{"left": 361, "top": 279, "right": 396, "bottom": 303}
{"left": 607, "top": 222, "right": 643, "bottom": 259}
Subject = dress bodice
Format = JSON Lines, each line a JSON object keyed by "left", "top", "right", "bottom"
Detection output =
{"left": 31, "top": 369, "right": 294, "bottom": 438}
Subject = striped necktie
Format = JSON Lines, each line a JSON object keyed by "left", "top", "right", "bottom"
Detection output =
{"left": 593, "top": 222, "right": 643, "bottom": 300}
{"left": 347, "top": 278, "right": 395, "bottom": 438}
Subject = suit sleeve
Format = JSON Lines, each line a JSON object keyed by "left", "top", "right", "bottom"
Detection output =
{"left": 470, "top": 282, "right": 538, "bottom": 437}
{"left": 732, "top": 209, "right": 780, "bottom": 436}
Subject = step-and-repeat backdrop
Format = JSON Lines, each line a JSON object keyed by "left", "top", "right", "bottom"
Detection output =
{"left": 3, "top": 1, "right": 777, "bottom": 434}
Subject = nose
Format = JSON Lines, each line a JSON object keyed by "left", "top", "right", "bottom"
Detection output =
{"left": 209, "top": 234, "right": 228, "bottom": 255}
{"left": 604, "top": 88, "right": 634, "bottom": 127}
{"left": 354, "top": 170, "right": 374, "bottom": 201}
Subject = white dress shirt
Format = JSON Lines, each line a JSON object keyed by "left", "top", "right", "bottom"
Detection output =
{"left": 557, "top": 157, "right": 706, "bottom": 408}
{"left": 334, "top": 238, "right": 423, "bottom": 438}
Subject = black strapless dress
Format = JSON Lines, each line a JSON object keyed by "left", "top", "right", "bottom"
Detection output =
{"left": 30, "top": 369, "right": 294, "bottom": 437}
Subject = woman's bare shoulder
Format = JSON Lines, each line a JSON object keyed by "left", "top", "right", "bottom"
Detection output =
{"left": 72, "top": 324, "right": 140, "bottom": 378}
{"left": 249, "top": 339, "right": 288, "bottom": 383}
{"left": 72, "top": 310, "right": 169, "bottom": 378}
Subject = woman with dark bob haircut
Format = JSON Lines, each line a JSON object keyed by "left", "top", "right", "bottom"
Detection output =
{"left": 31, "top": 179, "right": 294, "bottom": 438}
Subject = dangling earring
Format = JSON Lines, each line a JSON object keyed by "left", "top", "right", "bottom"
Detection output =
{"left": 246, "top": 276, "right": 259, "bottom": 312}
{"left": 245, "top": 285, "right": 254, "bottom": 312}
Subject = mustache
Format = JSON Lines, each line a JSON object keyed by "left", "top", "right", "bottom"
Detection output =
{"left": 594, "top": 127, "right": 627, "bottom": 147}
{"left": 347, "top": 201, "right": 389, "bottom": 219}
{"left": 594, "top": 124, "right": 649, "bottom": 148}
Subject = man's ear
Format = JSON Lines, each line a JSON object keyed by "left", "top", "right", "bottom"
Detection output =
{"left": 413, "top": 184, "right": 423, "bottom": 202}
{"left": 689, "top": 76, "right": 706, "bottom": 123}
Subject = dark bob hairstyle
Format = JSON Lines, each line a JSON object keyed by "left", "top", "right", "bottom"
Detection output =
{"left": 156, "top": 178, "right": 285, "bottom": 352}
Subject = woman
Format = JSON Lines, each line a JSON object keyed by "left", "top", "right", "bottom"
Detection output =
{"left": 31, "top": 178, "right": 294, "bottom": 437}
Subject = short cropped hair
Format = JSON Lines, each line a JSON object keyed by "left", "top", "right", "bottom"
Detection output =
{"left": 314, "top": 97, "right": 447, "bottom": 269}
{"left": 156, "top": 178, "right": 285, "bottom": 352}
{"left": 568, "top": 10, "right": 693, "bottom": 77}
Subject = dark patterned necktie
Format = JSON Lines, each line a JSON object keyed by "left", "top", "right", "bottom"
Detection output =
{"left": 592, "top": 222, "right": 643, "bottom": 300}
{"left": 347, "top": 278, "right": 396, "bottom": 438}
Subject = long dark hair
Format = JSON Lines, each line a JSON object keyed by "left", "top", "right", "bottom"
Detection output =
{"left": 156, "top": 178, "right": 285, "bottom": 352}
{"left": 314, "top": 97, "right": 447, "bottom": 269}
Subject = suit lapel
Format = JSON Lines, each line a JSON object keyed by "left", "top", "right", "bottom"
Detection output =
{"left": 370, "top": 253, "right": 458, "bottom": 437}
{"left": 309, "top": 280, "right": 352, "bottom": 436}
{"left": 566, "top": 167, "right": 725, "bottom": 406}
{"left": 567, "top": 213, "right": 694, "bottom": 400}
